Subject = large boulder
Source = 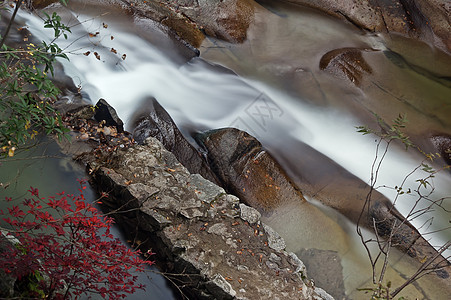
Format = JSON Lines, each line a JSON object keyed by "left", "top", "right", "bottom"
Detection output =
{"left": 176, "top": 0, "right": 256, "bottom": 43}
{"left": 195, "top": 128, "right": 306, "bottom": 212}
{"left": 92, "top": 137, "right": 332, "bottom": 299}
{"left": 131, "top": 97, "right": 220, "bottom": 185}
{"left": 196, "top": 127, "right": 451, "bottom": 278}
{"left": 280, "top": 0, "right": 451, "bottom": 53}
{"left": 122, "top": 0, "right": 256, "bottom": 47}
{"left": 58, "top": 99, "right": 333, "bottom": 299}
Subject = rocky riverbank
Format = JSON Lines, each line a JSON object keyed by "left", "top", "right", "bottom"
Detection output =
{"left": 8, "top": 1, "right": 450, "bottom": 298}
{"left": 31, "top": 0, "right": 450, "bottom": 53}
{"left": 55, "top": 100, "right": 334, "bottom": 299}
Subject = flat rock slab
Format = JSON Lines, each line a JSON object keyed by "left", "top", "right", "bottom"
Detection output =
{"left": 92, "top": 137, "right": 333, "bottom": 299}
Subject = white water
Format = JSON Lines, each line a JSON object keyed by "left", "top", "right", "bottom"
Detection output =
{"left": 17, "top": 5, "right": 450, "bottom": 260}
{"left": 8, "top": 13, "right": 447, "bottom": 299}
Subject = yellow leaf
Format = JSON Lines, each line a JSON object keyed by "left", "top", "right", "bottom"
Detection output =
{"left": 8, "top": 147, "right": 15, "bottom": 157}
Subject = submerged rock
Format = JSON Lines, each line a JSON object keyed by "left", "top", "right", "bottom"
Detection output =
{"left": 297, "top": 249, "right": 345, "bottom": 300}
{"left": 319, "top": 48, "right": 374, "bottom": 86}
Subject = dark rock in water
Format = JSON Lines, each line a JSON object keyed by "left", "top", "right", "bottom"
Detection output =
{"left": 94, "top": 99, "right": 124, "bottom": 133}
{"left": 320, "top": 48, "right": 374, "bottom": 86}
{"left": 195, "top": 128, "right": 306, "bottom": 212}
{"left": 430, "top": 134, "right": 451, "bottom": 166}
{"left": 131, "top": 97, "right": 219, "bottom": 185}
{"left": 196, "top": 128, "right": 450, "bottom": 277}
{"left": 297, "top": 249, "right": 345, "bottom": 300}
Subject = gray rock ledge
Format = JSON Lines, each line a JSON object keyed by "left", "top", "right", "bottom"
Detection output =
{"left": 92, "top": 137, "right": 333, "bottom": 299}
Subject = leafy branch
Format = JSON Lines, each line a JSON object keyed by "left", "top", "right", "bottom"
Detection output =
{"left": 356, "top": 113, "right": 450, "bottom": 298}
{"left": 0, "top": 0, "right": 72, "bottom": 157}
{"left": 0, "top": 180, "right": 154, "bottom": 299}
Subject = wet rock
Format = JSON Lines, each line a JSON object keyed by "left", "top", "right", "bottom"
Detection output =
{"left": 195, "top": 128, "right": 306, "bottom": 211}
{"left": 91, "top": 136, "right": 332, "bottom": 299}
{"left": 123, "top": 0, "right": 256, "bottom": 47}
{"left": 239, "top": 203, "right": 261, "bottom": 224}
{"left": 281, "top": 0, "right": 451, "bottom": 52}
{"left": 319, "top": 48, "right": 374, "bottom": 86}
{"left": 30, "top": 0, "right": 58, "bottom": 9}
{"left": 369, "top": 200, "right": 449, "bottom": 277}
{"left": 94, "top": 99, "right": 124, "bottom": 133}
{"left": 196, "top": 127, "right": 451, "bottom": 276}
{"left": 297, "top": 249, "right": 346, "bottom": 300}
{"left": 131, "top": 97, "right": 219, "bottom": 184}
{"left": 430, "top": 134, "right": 451, "bottom": 166}
{"left": 262, "top": 223, "right": 286, "bottom": 251}
{"left": 178, "top": 0, "right": 256, "bottom": 43}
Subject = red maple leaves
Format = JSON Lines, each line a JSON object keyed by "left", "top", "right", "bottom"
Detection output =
{"left": 0, "top": 180, "right": 153, "bottom": 299}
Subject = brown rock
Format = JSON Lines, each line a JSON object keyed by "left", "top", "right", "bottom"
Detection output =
{"left": 31, "top": 0, "right": 58, "bottom": 9}
{"left": 195, "top": 128, "right": 306, "bottom": 212}
{"left": 179, "top": 0, "right": 256, "bottom": 43}
{"left": 319, "top": 47, "right": 374, "bottom": 86}
{"left": 122, "top": 0, "right": 205, "bottom": 48}
{"left": 123, "top": 0, "right": 256, "bottom": 47}
{"left": 196, "top": 128, "right": 450, "bottom": 277}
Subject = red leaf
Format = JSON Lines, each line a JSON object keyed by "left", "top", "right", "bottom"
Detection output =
{"left": 28, "top": 187, "right": 39, "bottom": 197}
{"left": 8, "top": 206, "right": 25, "bottom": 218}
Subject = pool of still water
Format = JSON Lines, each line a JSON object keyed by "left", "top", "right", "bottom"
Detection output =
{"left": 0, "top": 138, "right": 178, "bottom": 299}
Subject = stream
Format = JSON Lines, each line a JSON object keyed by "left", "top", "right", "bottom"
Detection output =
{"left": 2, "top": 0, "right": 450, "bottom": 299}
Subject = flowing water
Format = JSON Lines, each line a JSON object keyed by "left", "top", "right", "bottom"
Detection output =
{"left": 3, "top": 0, "right": 451, "bottom": 298}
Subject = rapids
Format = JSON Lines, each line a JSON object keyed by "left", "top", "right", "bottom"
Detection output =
{"left": 8, "top": 0, "right": 451, "bottom": 298}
